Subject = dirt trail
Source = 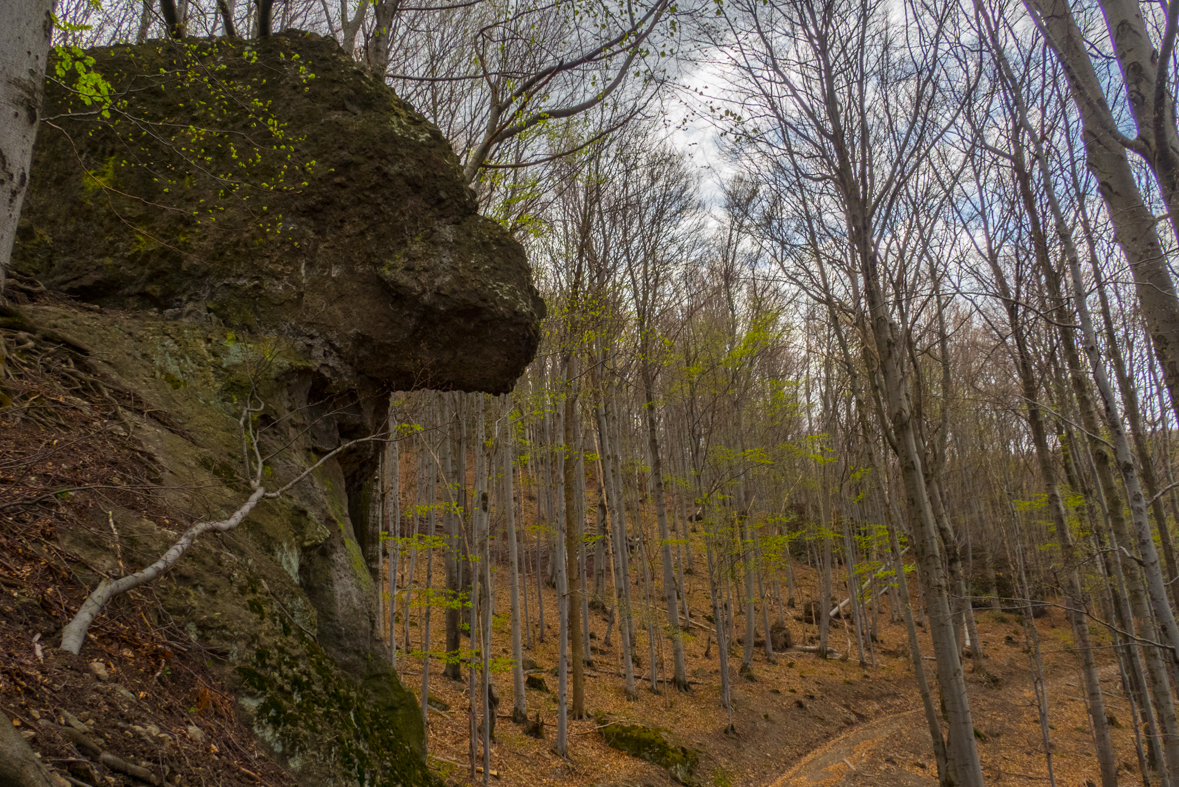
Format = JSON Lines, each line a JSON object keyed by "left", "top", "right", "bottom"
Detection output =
{"left": 768, "top": 707, "right": 931, "bottom": 787}
{"left": 768, "top": 662, "right": 1126, "bottom": 787}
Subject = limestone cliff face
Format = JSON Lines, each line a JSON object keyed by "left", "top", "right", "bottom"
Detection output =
{"left": 11, "top": 32, "right": 544, "bottom": 787}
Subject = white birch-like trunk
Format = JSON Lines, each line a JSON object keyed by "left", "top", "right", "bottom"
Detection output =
{"left": 61, "top": 487, "right": 266, "bottom": 654}
{"left": 0, "top": 0, "right": 53, "bottom": 293}
{"left": 640, "top": 364, "right": 689, "bottom": 689}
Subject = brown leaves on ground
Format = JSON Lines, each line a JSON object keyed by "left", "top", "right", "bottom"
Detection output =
{"left": 1, "top": 315, "right": 293, "bottom": 787}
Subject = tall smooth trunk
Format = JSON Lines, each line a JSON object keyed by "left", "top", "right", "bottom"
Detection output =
{"left": 1, "top": 0, "right": 53, "bottom": 292}
{"left": 597, "top": 372, "right": 636, "bottom": 697}
{"left": 504, "top": 399, "right": 527, "bottom": 722}
{"left": 562, "top": 354, "right": 586, "bottom": 717}
{"left": 1028, "top": 0, "right": 1179, "bottom": 430}
{"left": 640, "top": 363, "right": 689, "bottom": 689}
{"left": 387, "top": 411, "right": 400, "bottom": 665}
{"left": 555, "top": 395, "right": 570, "bottom": 756}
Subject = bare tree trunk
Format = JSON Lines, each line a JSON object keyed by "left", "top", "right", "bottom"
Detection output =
{"left": 339, "top": 0, "right": 369, "bottom": 56}
{"left": 387, "top": 408, "right": 400, "bottom": 665}
{"left": 477, "top": 397, "right": 492, "bottom": 786}
{"left": 594, "top": 497, "right": 607, "bottom": 603}
{"left": 981, "top": 227, "right": 1120, "bottom": 786}
{"left": 467, "top": 399, "right": 481, "bottom": 779}
{"left": 1094, "top": 0, "right": 1179, "bottom": 253}
{"left": 839, "top": 511, "right": 866, "bottom": 667}
{"left": 563, "top": 353, "right": 586, "bottom": 718}
{"left": 1078, "top": 193, "right": 1179, "bottom": 605}
{"left": 705, "top": 518, "right": 734, "bottom": 732}
{"left": 518, "top": 461, "right": 532, "bottom": 649}
{"left": 0, "top": 0, "right": 52, "bottom": 294}
{"left": 577, "top": 443, "right": 591, "bottom": 668}
{"left": 404, "top": 432, "right": 424, "bottom": 654}
{"left": 1012, "top": 529, "right": 1058, "bottom": 787}
{"left": 754, "top": 529, "right": 775, "bottom": 663}
{"left": 598, "top": 371, "right": 636, "bottom": 698}
{"left": 537, "top": 402, "right": 548, "bottom": 641}
{"left": 1061, "top": 207, "right": 1179, "bottom": 782}
{"left": 368, "top": 0, "right": 401, "bottom": 75}
{"left": 555, "top": 392, "right": 570, "bottom": 756}
{"left": 987, "top": 49, "right": 1179, "bottom": 772}
{"left": 739, "top": 491, "right": 758, "bottom": 673}
{"left": 610, "top": 385, "right": 639, "bottom": 672}
{"left": 927, "top": 478, "right": 980, "bottom": 661}
{"left": 641, "top": 363, "right": 689, "bottom": 690}
{"left": 443, "top": 394, "right": 463, "bottom": 681}
{"left": 137, "top": 1, "right": 153, "bottom": 42}
{"left": 882, "top": 479, "right": 948, "bottom": 780}
{"left": 635, "top": 461, "right": 660, "bottom": 691}
{"left": 420, "top": 404, "right": 438, "bottom": 750}
{"left": 815, "top": 488, "right": 833, "bottom": 659}
{"left": 1028, "top": 0, "right": 1179, "bottom": 432}
{"left": 61, "top": 488, "right": 265, "bottom": 653}
{"left": 504, "top": 397, "right": 527, "bottom": 723}
{"left": 860, "top": 269, "right": 983, "bottom": 785}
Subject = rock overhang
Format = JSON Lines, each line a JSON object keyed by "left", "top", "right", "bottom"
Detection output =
{"left": 13, "top": 30, "right": 546, "bottom": 395}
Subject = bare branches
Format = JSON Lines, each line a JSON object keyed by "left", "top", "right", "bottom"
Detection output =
{"left": 58, "top": 396, "right": 396, "bottom": 656}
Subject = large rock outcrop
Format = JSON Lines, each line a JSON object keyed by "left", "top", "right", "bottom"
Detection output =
{"left": 8, "top": 32, "right": 545, "bottom": 787}
{"left": 13, "top": 31, "right": 544, "bottom": 394}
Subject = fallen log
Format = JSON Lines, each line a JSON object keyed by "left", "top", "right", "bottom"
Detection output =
{"left": 829, "top": 548, "right": 907, "bottom": 619}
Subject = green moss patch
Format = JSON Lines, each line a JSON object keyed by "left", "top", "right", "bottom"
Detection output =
{"left": 598, "top": 720, "right": 699, "bottom": 786}
{"left": 238, "top": 638, "right": 432, "bottom": 787}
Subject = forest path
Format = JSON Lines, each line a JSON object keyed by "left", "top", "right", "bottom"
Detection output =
{"left": 767, "top": 706, "right": 930, "bottom": 787}
{"left": 766, "top": 662, "right": 1125, "bottom": 787}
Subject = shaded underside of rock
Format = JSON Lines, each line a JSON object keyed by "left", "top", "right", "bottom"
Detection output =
{"left": 13, "top": 31, "right": 544, "bottom": 394}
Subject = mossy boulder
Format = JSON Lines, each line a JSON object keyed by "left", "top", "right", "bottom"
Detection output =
{"left": 599, "top": 721, "right": 699, "bottom": 786}
{"left": 14, "top": 32, "right": 544, "bottom": 394}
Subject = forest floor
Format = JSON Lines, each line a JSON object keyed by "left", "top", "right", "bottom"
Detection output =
{"left": 0, "top": 315, "right": 1140, "bottom": 787}
{"left": 772, "top": 661, "right": 1125, "bottom": 786}
{"left": 400, "top": 537, "right": 1140, "bottom": 787}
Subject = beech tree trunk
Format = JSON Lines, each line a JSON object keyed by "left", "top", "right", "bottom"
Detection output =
{"left": 504, "top": 397, "right": 527, "bottom": 723}
{"left": 641, "top": 363, "right": 689, "bottom": 690}
{"left": 555, "top": 391, "right": 570, "bottom": 756}
{"left": 563, "top": 353, "right": 586, "bottom": 717}
{"left": 0, "top": 0, "right": 53, "bottom": 293}
{"left": 1028, "top": 0, "right": 1179, "bottom": 431}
